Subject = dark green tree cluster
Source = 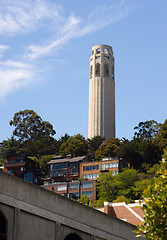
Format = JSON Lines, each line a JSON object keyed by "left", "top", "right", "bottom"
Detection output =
{"left": 117, "top": 120, "right": 165, "bottom": 171}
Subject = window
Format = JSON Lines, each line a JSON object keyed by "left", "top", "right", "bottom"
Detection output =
{"left": 8, "top": 160, "right": 15, "bottom": 164}
{"left": 50, "top": 164, "right": 53, "bottom": 170}
{"left": 95, "top": 56, "right": 100, "bottom": 59}
{"left": 102, "top": 162, "right": 118, "bottom": 170}
{"left": 82, "top": 191, "right": 93, "bottom": 197}
{"left": 104, "top": 63, "right": 109, "bottom": 77}
{"left": 51, "top": 162, "right": 68, "bottom": 177}
{"left": 83, "top": 164, "right": 99, "bottom": 171}
{"left": 70, "top": 162, "right": 78, "bottom": 174}
{"left": 57, "top": 185, "right": 67, "bottom": 191}
{"left": 52, "top": 162, "right": 68, "bottom": 170}
{"left": 113, "top": 171, "right": 118, "bottom": 175}
{"left": 20, "top": 167, "right": 24, "bottom": 171}
{"left": 69, "top": 183, "right": 79, "bottom": 189}
{"left": 24, "top": 172, "right": 33, "bottom": 183}
{"left": 69, "top": 192, "right": 79, "bottom": 200}
{"left": 83, "top": 173, "right": 99, "bottom": 180}
{"left": 104, "top": 48, "right": 108, "bottom": 54}
{"left": 96, "top": 48, "right": 100, "bottom": 54}
{"left": 82, "top": 182, "right": 93, "bottom": 189}
{"left": 52, "top": 186, "right": 54, "bottom": 191}
{"left": 17, "top": 156, "right": 24, "bottom": 162}
{"left": 95, "top": 63, "right": 100, "bottom": 76}
{"left": 8, "top": 170, "right": 13, "bottom": 174}
{"left": 104, "top": 55, "right": 109, "bottom": 59}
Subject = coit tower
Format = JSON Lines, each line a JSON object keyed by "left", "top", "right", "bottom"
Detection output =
{"left": 88, "top": 44, "right": 115, "bottom": 139}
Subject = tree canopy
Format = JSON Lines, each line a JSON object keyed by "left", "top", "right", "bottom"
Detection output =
{"left": 136, "top": 159, "right": 167, "bottom": 239}
{"left": 134, "top": 120, "right": 161, "bottom": 140}
{"left": 96, "top": 165, "right": 160, "bottom": 207}
{"left": 9, "top": 110, "right": 56, "bottom": 141}
{"left": 153, "top": 119, "right": 167, "bottom": 149}
{"left": 1, "top": 113, "right": 166, "bottom": 183}
{"left": 0, "top": 137, "right": 22, "bottom": 159}
{"left": 95, "top": 138, "right": 120, "bottom": 161}
{"left": 87, "top": 135, "right": 105, "bottom": 160}
{"left": 59, "top": 134, "right": 88, "bottom": 157}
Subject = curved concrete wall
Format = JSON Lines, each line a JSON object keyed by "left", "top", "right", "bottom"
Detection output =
{"left": 0, "top": 172, "right": 144, "bottom": 240}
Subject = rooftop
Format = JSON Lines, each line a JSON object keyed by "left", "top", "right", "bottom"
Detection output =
{"left": 47, "top": 156, "right": 87, "bottom": 164}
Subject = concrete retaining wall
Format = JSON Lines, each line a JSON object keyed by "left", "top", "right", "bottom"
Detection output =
{"left": 0, "top": 172, "right": 144, "bottom": 240}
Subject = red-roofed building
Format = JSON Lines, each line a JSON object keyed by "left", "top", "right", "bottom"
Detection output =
{"left": 96, "top": 200, "right": 144, "bottom": 226}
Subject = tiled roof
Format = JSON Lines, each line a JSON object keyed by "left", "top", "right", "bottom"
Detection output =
{"left": 103, "top": 201, "right": 144, "bottom": 226}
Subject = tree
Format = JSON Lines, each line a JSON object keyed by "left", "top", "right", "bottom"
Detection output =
{"left": 153, "top": 119, "right": 167, "bottom": 149}
{"left": 118, "top": 138, "right": 161, "bottom": 171}
{"left": 132, "top": 164, "right": 158, "bottom": 198}
{"left": 59, "top": 134, "right": 88, "bottom": 157}
{"left": 22, "top": 137, "right": 58, "bottom": 158}
{"left": 9, "top": 110, "right": 56, "bottom": 142}
{"left": 0, "top": 137, "right": 22, "bottom": 159}
{"left": 96, "top": 172, "right": 116, "bottom": 206}
{"left": 118, "top": 138, "right": 141, "bottom": 169}
{"left": 95, "top": 138, "right": 120, "bottom": 161}
{"left": 134, "top": 120, "right": 161, "bottom": 140}
{"left": 87, "top": 135, "right": 105, "bottom": 160}
{"left": 96, "top": 168, "right": 138, "bottom": 206}
{"left": 136, "top": 159, "right": 167, "bottom": 239}
{"left": 114, "top": 168, "right": 138, "bottom": 200}
{"left": 29, "top": 155, "right": 53, "bottom": 178}
{"left": 78, "top": 195, "right": 90, "bottom": 206}
{"left": 113, "top": 195, "right": 131, "bottom": 204}
{"left": 58, "top": 133, "right": 70, "bottom": 143}
{"left": 56, "top": 133, "right": 70, "bottom": 154}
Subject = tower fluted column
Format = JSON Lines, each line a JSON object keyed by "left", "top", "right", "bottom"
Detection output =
{"left": 88, "top": 45, "right": 115, "bottom": 139}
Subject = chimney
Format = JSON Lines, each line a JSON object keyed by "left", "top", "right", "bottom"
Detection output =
{"left": 104, "top": 202, "right": 112, "bottom": 215}
{"left": 104, "top": 202, "right": 117, "bottom": 217}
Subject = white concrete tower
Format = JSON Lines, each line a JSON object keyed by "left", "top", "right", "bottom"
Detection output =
{"left": 88, "top": 44, "right": 115, "bottom": 139}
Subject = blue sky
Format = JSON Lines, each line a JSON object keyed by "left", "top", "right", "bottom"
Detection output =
{"left": 0, "top": 0, "right": 167, "bottom": 142}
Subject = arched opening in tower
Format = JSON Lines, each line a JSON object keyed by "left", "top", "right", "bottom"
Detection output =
{"left": 104, "top": 63, "right": 109, "bottom": 77}
{"left": 104, "top": 48, "right": 108, "bottom": 54}
{"left": 96, "top": 48, "right": 100, "bottom": 54}
{"left": 95, "top": 63, "right": 100, "bottom": 76}
{"left": 0, "top": 211, "right": 7, "bottom": 240}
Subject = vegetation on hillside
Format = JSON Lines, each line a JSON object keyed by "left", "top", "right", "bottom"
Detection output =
{"left": 136, "top": 157, "right": 167, "bottom": 239}
{"left": 0, "top": 110, "right": 166, "bottom": 204}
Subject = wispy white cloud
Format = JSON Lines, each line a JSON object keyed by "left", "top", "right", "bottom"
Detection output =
{"left": 0, "top": 60, "right": 35, "bottom": 99}
{"left": 0, "top": 0, "right": 61, "bottom": 35}
{"left": 26, "top": 14, "right": 82, "bottom": 59}
{"left": 78, "top": 1, "right": 129, "bottom": 37}
{"left": 0, "top": 0, "right": 130, "bottom": 99}
{"left": 26, "top": 0, "right": 129, "bottom": 59}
